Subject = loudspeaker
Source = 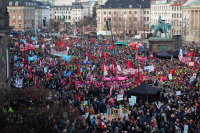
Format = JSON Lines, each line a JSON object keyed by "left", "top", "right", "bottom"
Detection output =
{"left": 106, "top": 21, "right": 109, "bottom": 30}
{"left": 172, "top": 35, "right": 181, "bottom": 50}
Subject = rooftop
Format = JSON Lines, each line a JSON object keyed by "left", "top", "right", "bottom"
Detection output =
{"left": 101, "top": 0, "right": 150, "bottom": 9}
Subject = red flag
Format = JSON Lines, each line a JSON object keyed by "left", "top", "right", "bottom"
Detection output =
{"left": 55, "top": 41, "right": 57, "bottom": 47}
{"left": 134, "top": 78, "right": 137, "bottom": 86}
{"left": 168, "top": 68, "right": 171, "bottom": 74}
{"left": 100, "top": 119, "right": 103, "bottom": 129}
{"left": 140, "top": 72, "right": 144, "bottom": 84}
{"left": 192, "top": 50, "right": 195, "bottom": 57}
{"left": 76, "top": 37, "right": 78, "bottom": 41}
{"left": 109, "top": 44, "right": 113, "bottom": 50}
{"left": 24, "top": 21, "right": 26, "bottom": 24}
{"left": 187, "top": 50, "right": 190, "bottom": 57}
{"left": 138, "top": 68, "right": 140, "bottom": 81}
{"left": 77, "top": 64, "right": 80, "bottom": 76}
{"left": 102, "top": 61, "right": 105, "bottom": 71}
{"left": 79, "top": 39, "right": 80, "bottom": 44}
{"left": 47, "top": 70, "right": 49, "bottom": 77}
{"left": 111, "top": 61, "right": 114, "bottom": 72}
{"left": 110, "top": 85, "right": 112, "bottom": 96}
{"left": 172, "top": 68, "right": 175, "bottom": 76}
{"left": 121, "top": 71, "right": 124, "bottom": 77}
{"left": 127, "top": 60, "right": 131, "bottom": 68}
{"left": 92, "top": 37, "right": 93, "bottom": 43}
{"left": 88, "top": 51, "right": 90, "bottom": 60}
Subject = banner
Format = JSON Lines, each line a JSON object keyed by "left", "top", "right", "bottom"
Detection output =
{"left": 168, "top": 74, "right": 172, "bottom": 80}
{"left": 181, "top": 57, "right": 191, "bottom": 64}
{"left": 117, "top": 94, "right": 123, "bottom": 101}
{"left": 28, "top": 55, "right": 37, "bottom": 61}
{"left": 136, "top": 55, "right": 147, "bottom": 61}
{"left": 20, "top": 45, "right": 35, "bottom": 52}
{"left": 144, "top": 65, "right": 154, "bottom": 72}
{"left": 14, "top": 42, "right": 19, "bottom": 47}
{"left": 179, "top": 49, "right": 183, "bottom": 61}
{"left": 51, "top": 48, "right": 68, "bottom": 56}
{"left": 61, "top": 54, "right": 71, "bottom": 61}
{"left": 31, "top": 37, "right": 37, "bottom": 41}
{"left": 189, "top": 62, "right": 194, "bottom": 66}
{"left": 117, "top": 68, "right": 143, "bottom": 75}
{"left": 129, "top": 96, "right": 136, "bottom": 106}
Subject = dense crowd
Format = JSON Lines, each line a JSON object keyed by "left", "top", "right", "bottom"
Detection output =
{"left": 4, "top": 32, "right": 200, "bottom": 133}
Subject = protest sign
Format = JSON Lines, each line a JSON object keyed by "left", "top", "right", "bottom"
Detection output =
{"left": 189, "top": 62, "right": 194, "bottom": 66}
{"left": 129, "top": 96, "right": 136, "bottom": 106}
{"left": 117, "top": 94, "right": 123, "bottom": 101}
{"left": 44, "top": 67, "right": 47, "bottom": 73}
{"left": 184, "top": 125, "right": 188, "bottom": 133}
{"left": 15, "top": 79, "right": 23, "bottom": 88}
{"left": 193, "top": 73, "right": 197, "bottom": 78}
{"left": 168, "top": 74, "right": 172, "bottom": 80}
{"left": 144, "top": 65, "right": 154, "bottom": 72}
{"left": 176, "top": 91, "right": 181, "bottom": 95}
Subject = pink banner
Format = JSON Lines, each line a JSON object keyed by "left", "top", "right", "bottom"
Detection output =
{"left": 136, "top": 55, "right": 147, "bottom": 61}
{"left": 181, "top": 57, "right": 191, "bottom": 63}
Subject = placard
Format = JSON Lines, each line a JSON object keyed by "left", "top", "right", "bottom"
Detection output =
{"left": 176, "top": 91, "right": 181, "bottom": 95}
{"left": 129, "top": 96, "right": 136, "bottom": 106}
{"left": 189, "top": 62, "right": 194, "bottom": 66}
{"left": 44, "top": 67, "right": 47, "bottom": 73}
{"left": 168, "top": 74, "right": 172, "bottom": 80}
{"left": 193, "top": 73, "right": 197, "bottom": 78}
{"left": 184, "top": 125, "right": 188, "bottom": 133}
{"left": 144, "top": 65, "right": 154, "bottom": 72}
{"left": 117, "top": 94, "right": 123, "bottom": 101}
{"left": 15, "top": 79, "right": 23, "bottom": 88}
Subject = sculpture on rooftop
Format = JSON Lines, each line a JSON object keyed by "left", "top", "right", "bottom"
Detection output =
{"left": 150, "top": 15, "right": 171, "bottom": 38}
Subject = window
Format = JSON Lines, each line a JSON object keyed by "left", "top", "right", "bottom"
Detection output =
{"left": 13, "top": 16, "right": 15, "bottom": 20}
{"left": 147, "top": 17, "right": 149, "bottom": 21}
{"left": 104, "top": 11, "right": 106, "bottom": 15}
{"left": 171, "top": 20, "right": 173, "bottom": 26}
{"left": 129, "top": 11, "right": 132, "bottom": 14}
{"left": 118, "top": 4, "right": 122, "bottom": 8}
{"left": 124, "top": 11, "right": 126, "bottom": 14}
{"left": 55, "top": 16, "right": 56, "bottom": 19}
{"left": 109, "top": 11, "right": 111, "bottom": 15}
{"left": 180, "top": 21, "right": 181, "bottom": 27}
{"left": 144, "top": 11, "right": 146, "bottom": 14}
{"left": 172, "top": 13, "right": 173, "bottom": 18}
{"left": 143, "top": 17, "right": 146, "bottom": 21}
{"left": 188, "top": 10, "right": 190, "bottom": 13}
{"left": 174, "top": 7, "right": 176, "bottom": 11}
{"left": 19, "top": 16, "right": 21, "bottom": 20}
{"left": 147, "top": 11, "right": 149, "bottom": 14}
{"left": 109, "top": 4, "right": 112, "bottom": 8}
{"left": 104, "top": 17, "right": 106, "bottom": 21}
{"left": 129, "top": 5, "right": 132, "bottom": 8}
{"left": 9, "top": 2, "right": 12, "bottom": 6}
{"left": 147, "top": 24, "right": 149, "bottom": 28}
{"left": 13, "top": 23, "right": 15, "bottom": 28}
{"left": 15, "top": 2, "right": 18, "bottom": 6}
{"left": 114, "top": 11, "right": 116, "bottom": 15}
{"left": 19, "top": 10, "right": 21, "bottom": 13}
{"left": 174, "top": 13, "right": 176, "bottom": 18}
{"left": 180, "top": 7, "right": 181, "bottom": 11}
{"left": 180, "top": 13, "right": 181, "bottom": 18}
{"left": 177, "top": 21, "right": 178, "bottom": 26}
{"left": 177, "top": 13, "right": 179, "bottom": 18}
{"left": 13, "top": 10, "right": 15, "bottom": 13}
{"left": 134, "top": 17, "right": 137, "bottom": 21}
{"left": 119, "top": 17, "right": 121, "bottom": 21}
{"left": 19, "top": 23, "right": 21, "bottom": 28}
{"left": 134, "top": 11, "right": 137, "bottom": 14}
{"left": 69, "top": 7, "right": 71, "bottom": 10}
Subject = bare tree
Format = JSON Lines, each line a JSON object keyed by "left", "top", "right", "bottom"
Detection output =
{"left": 77, "top": 18, "right": 91, "bottom": 29}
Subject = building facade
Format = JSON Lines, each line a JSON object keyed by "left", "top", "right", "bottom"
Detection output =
{"left": 182, "top": 0, "right": 200, "bottom": 43}
{"left": 0, "top": 0, "right": 13, "bottom": 89}
{"left": 54, "top": 6, "right": 72, "bottom": 24}
{"left": 72, "top": 2, "right": 87, "bottom": 23}
{"left": 170, "top": 0, "right": 186, "bottom": 36}
{"left": 96, "top": 0, "right": 151, "bottom": 37}
{"left": 7, "top": 0, "right": 35, "bottom": 31}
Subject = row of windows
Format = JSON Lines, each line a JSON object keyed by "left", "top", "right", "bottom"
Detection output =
{"left": 101, "top": 17, "right": 149, "bottom": 21}
{"left": 9, "top": 2, "right": 34, "bottom": 6}
{"left": 171, "top": 20, "right": 182, "bottom": 27}
{"left": 100, "top": 23, "right": 150, "bottom": 28}
{"left": 10, "top": 9, "right": 34, "bottom": 13}
{"left": 151, "top": 13, "right": 170, "bottom": 17}
{"left": 55, "top": 11, "right": 71, "bottom": 14}
{"left": 172, "top": 13, "right": 182, "bottom": 18}
{"left": 13, "top": 23, "right": 22, "bottom": 28}
{"left": 172, "top": 7, "right": 182, "bottom": 11}
{"left": 55, "top": 16, "right": 71, "bottom": 20}
{"left": 55, "top": 7, "right": 71, "bottom": 10}
{"left": 151, "top": 6, "right": 170, "bottom": 10}
{"left": 101, "top": 11, "right": 150, "bottom": 15}
{"left": 12, "top": 16, "right": 21, "bottom": 20}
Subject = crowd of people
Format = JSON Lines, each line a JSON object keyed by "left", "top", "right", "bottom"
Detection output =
{"left": 4, "top": 32, "right": 200, "bottom": 133}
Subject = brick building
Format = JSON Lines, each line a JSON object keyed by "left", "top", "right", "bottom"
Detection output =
{"left": 7, "top": 0, "right": 35, "bottom": 31}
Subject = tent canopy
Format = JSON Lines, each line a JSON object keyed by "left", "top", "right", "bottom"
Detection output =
{"left": 170, "top": 50, "right": 179, "bottom": 57}
{"left": 127, "top": 83, "right": 161, "bottom": 103}
{"left": 155, "top": 51, "right": 171, "bottom": 57}
{"left": 127, "top": 83, "right": 160, "bottom": 96}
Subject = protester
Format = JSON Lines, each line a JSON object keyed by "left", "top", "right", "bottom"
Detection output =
{"left": 7, "top": 32, "right": 200, "bottom": 133}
